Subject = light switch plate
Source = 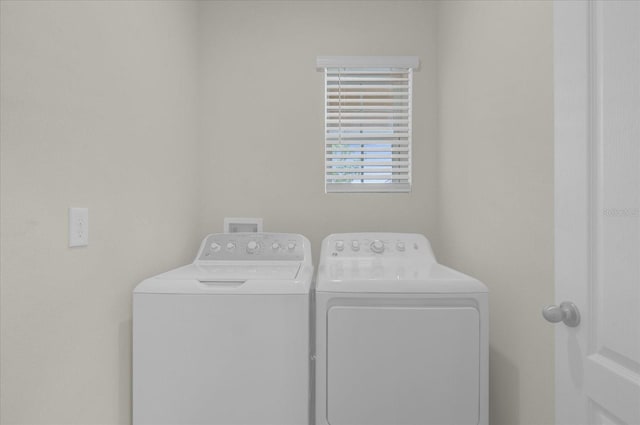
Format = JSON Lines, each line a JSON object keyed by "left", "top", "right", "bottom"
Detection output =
{"left": 69, "top": 207, "right": 89, "bottom": 247}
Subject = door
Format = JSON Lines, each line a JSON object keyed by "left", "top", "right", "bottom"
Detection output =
{"left": 554, "top": 1, "right": 640, "bottom": 424}
{"left": 326, "top": 305, "right": 480, "bottom": 425}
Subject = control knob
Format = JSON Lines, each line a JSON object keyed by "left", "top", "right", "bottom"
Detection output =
{"left": 246, "top": 240, "right": 259, "bottom": 253}
{"left": 210, "top": 242, "right": 221, "bottom": 252}
{"left": 396, "top": 242, "right": 405, "bottom": 252}
{"left": 336, "top": 240, "right": 344, "bottom": 251}
{"left": 370, "top": 240, "right": 385, "bottom": 253}
{"left": 272, "top": 242, "right": 280, "bottom": 250}
{"left": 287, "top": 242, "right": 296, "bottom": 251}
{"left": 351, "top": 240, "right": 360, "bottom": 251}
{"left": 226, "top": 242, "right": 236, "bottom": 251}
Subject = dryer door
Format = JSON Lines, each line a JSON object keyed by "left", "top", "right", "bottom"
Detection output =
{"left": 326, "top": 304, "right": 480, "bottom": 425}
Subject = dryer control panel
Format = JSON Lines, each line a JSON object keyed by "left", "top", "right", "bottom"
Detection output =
{"left": 197, "top": 233, "right": 306, "bottom": 262}
{"left": 323, "top": 233, "right": 435, "bottom": 261}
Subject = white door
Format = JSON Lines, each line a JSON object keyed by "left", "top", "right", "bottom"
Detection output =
{"left": 553, "top": 1, "right": 640, "bottom": 424}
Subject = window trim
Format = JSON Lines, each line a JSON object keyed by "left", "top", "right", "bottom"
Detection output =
{"left": 316, "top": 56, "right": 419, "bottom": 70}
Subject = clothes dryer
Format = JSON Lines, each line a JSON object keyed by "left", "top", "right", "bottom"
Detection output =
{"left": 133, "top": 233, "right": 313, "bottom": 425}
{"left": 315, "top": 233, "right": 488, "bottom": 425}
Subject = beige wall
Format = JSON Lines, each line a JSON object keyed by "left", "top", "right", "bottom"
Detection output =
{"left": 436, "top": 1, "right": 554, "bottom": 424}
{"left": 1, "top": 1, "right": 555, "bottom": 424}
{"left": 0, "top": 1, "right": 200, "bottom": 423}
{"left": 198, "top": 0, "right": 438, "bottom": 260}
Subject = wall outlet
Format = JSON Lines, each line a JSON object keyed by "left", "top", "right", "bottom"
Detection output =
{"left": 69, "top": 207, "right": 89, "bottom": 247}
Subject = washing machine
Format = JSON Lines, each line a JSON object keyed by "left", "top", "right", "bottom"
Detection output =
{"left": 314, "top": 233, "right": 488, "bottom": 425}
{"left": 133, "top": 232, "right": 313, "bottom": 425}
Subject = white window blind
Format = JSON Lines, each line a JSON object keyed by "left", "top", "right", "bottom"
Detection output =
{"left": 318, "top": 56, "right": 418, "bottom": 193}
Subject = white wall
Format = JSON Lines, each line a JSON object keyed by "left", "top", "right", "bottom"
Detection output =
{"left": 436, "top": 2, "right": 554, "bottom": 424}
{"left": 198, "top": 0, "right": 438, "bottom": 259}
{"left": 0, "top": 1, "right": 200, "bottom": 423}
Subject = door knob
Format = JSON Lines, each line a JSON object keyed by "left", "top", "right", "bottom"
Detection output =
{"left": 542, "top": 301, "right": 581, "bottom": 327}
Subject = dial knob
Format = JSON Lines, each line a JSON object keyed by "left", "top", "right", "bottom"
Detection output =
{"left": 396, "top": 242, "right": 405, "bottom": 252}
{"left": 226, "top": 242, "right": 236, "bottom": 251}
{"left": 246, "top": 241, "right": 259, "bottom": 253}
{"left": 272, "top": 242, "right": 280, "bottom": 250}
{"left": 351, "top": 240, "right": 360, "bottom": 251}
{"left": 371, "top": 240, "right": 385, "bottom": 253}
{"left": 336, "top": 240, "right": 344, "bottom": 251}
{"left": 210, "top": 242, "right": 221, "bottom": 252}
{"left": 287, "top": 242, "right": 296, "bottom": 251}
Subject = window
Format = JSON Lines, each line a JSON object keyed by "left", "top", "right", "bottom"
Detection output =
{"left": 317, "top": 56, "right": 419, "bottom": 193}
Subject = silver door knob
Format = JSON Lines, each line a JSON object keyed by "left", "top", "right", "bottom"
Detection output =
{"left": 542, "top": 301, "right": 581, "bottom": 327}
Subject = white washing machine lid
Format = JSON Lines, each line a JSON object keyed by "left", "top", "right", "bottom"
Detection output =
{"left": 160, "top": 263, "right": 302, "bottom": 281}
{"left": 315, "top": 261, "right": 487, "bottom": 294}
{"left": 134, "top": 262, "right": 312, "bottom": 295}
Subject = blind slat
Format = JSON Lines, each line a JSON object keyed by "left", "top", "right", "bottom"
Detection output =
{"left": 327, "top": 165, "right": 409, "bottom": 170}
{"left": 326, "top": 133, "right": 410, "bottom": 139}
{"left": 327, "top": 177, "right": 410, "bottom": 181}
{"left": 326, "top": 127, "right": 410, "bottom": 132}
{"left": 327, "top": 91, "right": 409, "bottom": 96}
{"left": 326, "top": 147, "right": 409, "bottom": 153}
{"left": 327, "top": 107, "right": 410, "bottom": 112}
{"left": 325, "top": 84, "right": 410, "bottom": 90}
{"left": 328, "top": 174, "right": 409, "bottom": 183}
{"left": 326, "top": 76, "right": 409, "bottom": 82}
{"left": 327, "top": 113, "right": 409, "bottom": 118}
{"left": 326, "top": 143, "right": 409, "bottom": 148}
{"left": 328, "top": 122, "right": 410, "bottom": 127}
{"left": 327, "top": 99, "right": 409, "bottom": 104}
{"left": 327, "top": 162, "right": 409, "bottom": 169}
{"left": 327, "top": 153, "right": 409, "bottom": 159}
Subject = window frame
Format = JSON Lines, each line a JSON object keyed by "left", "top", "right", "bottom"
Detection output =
{"left": 317, "top": 56, "right": 419, "bottom": 193}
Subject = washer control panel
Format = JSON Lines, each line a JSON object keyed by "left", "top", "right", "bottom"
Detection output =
{"left": 197, "top": 233, "right": 305, "bottom": 261}
{"left": 323, "top": 233, "right": 435, "bottom": 260}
